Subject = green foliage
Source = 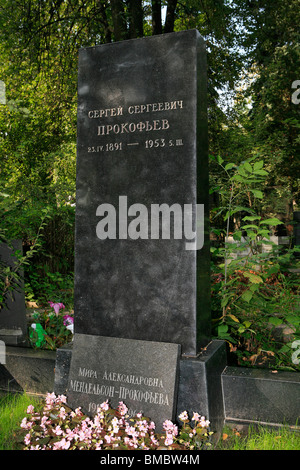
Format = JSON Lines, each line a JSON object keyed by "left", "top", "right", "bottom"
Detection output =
{"left": 211, "top": 156, "right": 300, "bottom": 371}
{"left": 25, "top": 264, "right": 74, "bottom": 309}
{"left": 28, "top": 308, "right": 73, "bottom": 350}
{"left": 0, "top": 207, "right": 51, "bottom": 311}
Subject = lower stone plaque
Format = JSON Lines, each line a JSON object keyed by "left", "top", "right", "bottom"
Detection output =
{"left": 66, "top": 334, "right": 181, "bottom": 429}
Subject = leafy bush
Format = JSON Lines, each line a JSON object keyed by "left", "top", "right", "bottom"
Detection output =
{"left": 16, "top": 394, "right": 212, "bottom": 450}
{"left": 28, "top": 303, "right": 73, "bottom": 350}
{"left": 25, "top": 264, "right": 74, "bottom": 309}
{"left": 210, "top": 156, "right": 300, "bottom": 370}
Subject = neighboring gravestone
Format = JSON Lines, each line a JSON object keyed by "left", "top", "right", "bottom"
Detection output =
{"left": 0, "top": 81, "right": 6, "bottom": 105}
{"left": 0, "top": 240, "right": 27, "bottom": 346}
{"left": 294, "top": 212, "right": 300, "bottom": 246}
{"left": 74, "top": 29, "right": 210, "bottom": 357}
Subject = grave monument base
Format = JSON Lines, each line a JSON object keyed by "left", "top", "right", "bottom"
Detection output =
{"left": 54, "top": 338, "right": 227, "bottom": 437}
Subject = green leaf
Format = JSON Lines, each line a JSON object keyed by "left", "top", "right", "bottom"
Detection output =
{"left": 260, "top": 218, "right": 283, "bottom": 226}
{"left": 237, "top": 166, "right": 247, "bottom": 177}
{"left": 231, "top": 174, "right": 247, "bottom": 183}
{"left": 285, "top": 315, "right": 300, "bottom": 326}
{"left": 243, "top": 272, "right": 263, "bottom": 283}
{"left": 250, "top": 189, "right": 263, "bottom": 199}
{"left": 218, "top": 324, "right": 228, "bottom": 335}
{"left": 241, "top": 289, "right": 253, "bottom": 302}
{"left": 268, "top": 316, "right": 283, "bottom": 326}
{"left": 241, "top": 224, "right": 259, "bottom": 230}
{"left": 244, "top": 161, "right": 253, "bottom": 173}
{"left": 253, "top": 169, "right": 268, "bottom": 176}
{"left": 243, "top": 215, "right": 262, "bottom": 222}
{"left": 253, "top": 160, "right": 264, "bottom": 171}
{"left": 224, "top": 163, "right": 236, "bottom": 171}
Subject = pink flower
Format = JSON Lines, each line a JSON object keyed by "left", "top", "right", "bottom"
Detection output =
{"left": 192, "top": 412, "right": 201, "bottom": 422}
{"left": 48, "top": 301, "right": 65, "bottom": 315}
{"left": 100, "top": 400, "right": 109, "bottom": 411}
{"left": 63, "top": 315, "right": 74, "bottom": 326}
{"left": 199, "top": 417, "right": 210, "bottom": 428}
{"left": 164, "top": 434, "right": 174, "bottom": 446}
{"left": 24, "top": 433, "right": 31, "bottom": 445}
{"left": 137, "top": 419, "right": 148, "bottom": 433}
{"left": 20, "top": 417, "right": 32, "bottom": 430}
{"left": 118, "top": 401, "right": 128, "bottom": 416}
{"left": 56, "top": 394, "right": 67, "bottom": 404}
{"left": 27, "top": 405, "right": 34, "bottom": 414}
{"left": 178, "top": 411, "right": 189, "bottom": 422}
{"left": 45, "top": 392, "right": 56, "bottom": 405}
{"left": 58, "top": 406, "right": 67, "bottom": 419}
{"left": 40, "top": 415, "right": 50, "bottom": 429}
{"left": 53, "top": 438, "right": 70, "bottom": 450}
{"left": 163, "top": 420, "right": 178, "bottom": 436}
{"left": 54, "top": 425, "right": 63, "bottom": 435}
{"left": 150, "top": 434, "right": 159, "bottom": 445}
{"left": 60, "top": 439, "right": 71, "bottom": 450}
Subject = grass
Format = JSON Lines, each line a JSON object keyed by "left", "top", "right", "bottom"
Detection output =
{"left": 0, "top": 393, "right": 42, "bottom": 450}
{"left": 217, "top": 424, "right": 300, "bottom": 450}
{"left": 0, "top": 393, "right": 299, "bottom": 450}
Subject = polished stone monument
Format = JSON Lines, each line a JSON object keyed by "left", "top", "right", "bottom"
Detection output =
{"left": 56, "top": 30, "right": 226, "bottom": 433}
{"left": 74, "top": 29, "right": 210, "bottom": 356}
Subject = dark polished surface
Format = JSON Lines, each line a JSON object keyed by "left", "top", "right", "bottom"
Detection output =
{"left": 67, "top": 334, "right": 180, "bottom": 428}
{"left": 74, "top": 30, "right": 210, "bottom": 356}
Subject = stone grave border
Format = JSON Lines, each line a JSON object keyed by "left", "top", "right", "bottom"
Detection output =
{"left": 0, "top": 342, "right": 299, "bottom": 434}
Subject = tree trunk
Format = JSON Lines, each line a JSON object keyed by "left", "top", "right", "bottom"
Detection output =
{"left": 128, "top": 0, "right": 144, "bottom": 38}
{"left": 152, "top": 0, "right": 162, "bottom": 35}
{"left": 96, "top": 0, "right": 112, "bottom": 43}
{"left": 110, "top": 0, "right": 128, "bottom": 41}
{"left": 164, "top": 0, "right": 177, "bottom": 33}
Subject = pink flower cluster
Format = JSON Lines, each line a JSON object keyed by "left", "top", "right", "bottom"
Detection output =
{"left": 48, "top": 302, "right": 65, "bottom": 315}
{"left": 163, "top": 419, "right": 178, "bottom": 446}
{"left": 19, "top": 393, "right": 211, "bottom": 450}
{"left": 63, "top": 314, "right": 74, "bottom": 326}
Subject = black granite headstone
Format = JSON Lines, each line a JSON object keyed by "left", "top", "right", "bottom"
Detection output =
{"left": 74, "top": 29, "right": 210, "bottom": 357}
{"left": 67, "top": 334, "right": 180, "bottom": 428}
{"left": 0, "top": 240, "right": 27, "bottom": 346}
{"left": 57, "top": 30, "right": 226, "bottom": 434}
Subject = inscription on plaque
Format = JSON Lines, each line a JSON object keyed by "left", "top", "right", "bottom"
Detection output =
{"left": 85, "top": 99, "right": 184, "bottom": 154}
{"left": 67, "top": 334, "right": 180, "bottom": 426}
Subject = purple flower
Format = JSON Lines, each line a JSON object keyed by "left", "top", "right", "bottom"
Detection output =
{"left": 63, "top": 314, "right": 74, "bottom": 326}
{"left": 48, "top": 302, "right": 65, "bottom": 315}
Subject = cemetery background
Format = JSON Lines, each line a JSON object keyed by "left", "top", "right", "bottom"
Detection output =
{"left": 0, "top": 0, "right": 299, "bottom": 444}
